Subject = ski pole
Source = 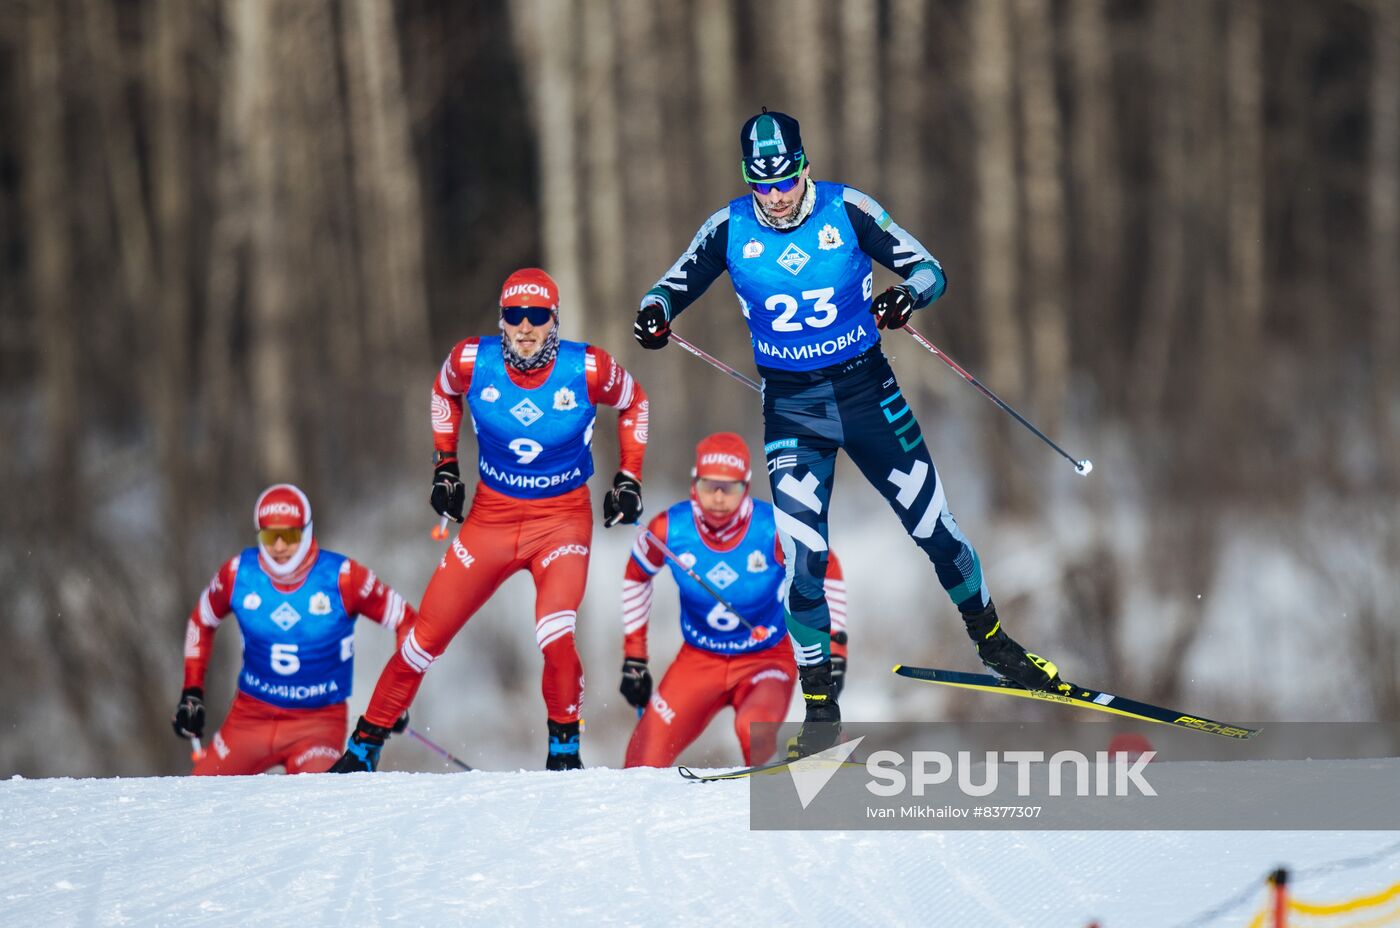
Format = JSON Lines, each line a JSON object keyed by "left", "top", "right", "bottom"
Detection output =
{"left": 670, "top": 332, "right": 761, "bottom": 393}
{"left": 430, "top": 515, "right": 451, "bottom": 540}
{"left": 642, "top": 530, "right": 771, "bottom": 642}
{"left": 902, "top": 322, "right": 1093, "bottom": 476}
{"left": 190, "top": 736, "right": 205, "bottom": 763}
{"left": 407, "top": 727, "right": 473, "bottom": 771}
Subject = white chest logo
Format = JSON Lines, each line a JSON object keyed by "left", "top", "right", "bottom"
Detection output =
{"left": 309, "top": 592, "right": 331, "bottom": 615}
{"left": 742, "top": 238, "right": 764, "bottom": 259}
{"left": 553, "top": 387, "right": 577, "bottom": 411}
{"left": 242, "top": 593, "right": 262, "bottom": 611}
{"left": 480, "top": 385, "right": 500, "bottom": 403}
{"left": 818, "top": 224, "right": 843, "bottom": 250}
{"left": 777, "top": 242, "right": 810, "bottom": 275}
{"left": 678, "top": 552, "right": 697, "bottom": 570}
{"left": 706, "top": 561, "right": 739, "bottom": 590}
{"left": 511, "top": 398, "right": 543, "bottom": 426}
{"left": 747, "top": 551, "right": 768, "bottom": 573}
{"left": 270, "top": 602, "right": 301, "bottom": 631}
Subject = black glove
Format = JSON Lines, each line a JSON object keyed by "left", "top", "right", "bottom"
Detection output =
{"left": 171, "top": 687, "right": 205, "bottom": 740}
{"left": 620, "top": 658, "right": 652, "bottom": 709}
{"left": 633, "top": 302, "right": 671, "bottom": 349}
{"left": 871, "top": 284, "right": 916, "bottom": 330}
{"left": 603, "top": 472, "right": 643, "bottom": 527}
{"left": 430, "top": 455, "right": 466, "bottom": 522}
{"left": 392, "top": 711, "right": 410, "bottom": 734}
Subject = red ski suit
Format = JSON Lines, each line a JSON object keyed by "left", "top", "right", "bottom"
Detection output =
{"left": 182, "top": 544, "right": 416, "bottom": 774}
{"left": 359, "top": 338, "right": 648, "bottom": 729}
{"left": 621, "top": 507, "right": 847, "bottom": 767}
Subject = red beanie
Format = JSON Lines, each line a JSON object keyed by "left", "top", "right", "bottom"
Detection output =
{"left": 499, "top": 267, "right": 560, "bottom": 310}
{"left": 693, "top": 432, "right": 752, "bottom": 482}
{"left": 254, "top": 484, "right": 311, "bottom": 530}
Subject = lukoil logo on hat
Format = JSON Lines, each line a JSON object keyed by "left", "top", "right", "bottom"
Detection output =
{"left": 499, "top": 267, "right": 559, "bottom": 310}
{"left": 693, "top": 432, "right": 752, "bottom": 482}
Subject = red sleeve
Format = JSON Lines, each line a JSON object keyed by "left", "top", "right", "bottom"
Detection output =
{"left": 621, "top": 511, "right": 669, "bottom": 660}
{"left": 338, "top": 558, "right": 417, "bottom": 651}
{"left": 585, "top": 345, "right": 648, "bottom": 481}
{"left": 825, "top": 551, "right": 848, "bottom": 658}
{"left": 431, "top": 337, "right": 479, "bottom": 457}
{"left": 182, "top": 556, "right": 238, "bottom": 691}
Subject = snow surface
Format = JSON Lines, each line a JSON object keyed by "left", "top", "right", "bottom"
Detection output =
{"left": 3, "top": 767, "right": 1398, "bottom": 927}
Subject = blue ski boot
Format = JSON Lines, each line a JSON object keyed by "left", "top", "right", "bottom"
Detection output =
{"left": 329, "top": 716, "right": 391, "bottom": 773}
{"left": 546, "top": 719, "right": 583, "bottom": 770}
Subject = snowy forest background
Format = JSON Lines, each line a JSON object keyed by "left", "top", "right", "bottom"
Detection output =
{"left": 1, "top": 0, "right": 1398, "bottom": 778}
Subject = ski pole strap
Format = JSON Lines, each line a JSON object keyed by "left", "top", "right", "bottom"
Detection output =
{"left": 642, "top": 529, "right": 768, "bottom": 641}
{"left": 902, "top": 323, "right": 1093, "bottom": 476}
{"left": 669, "top": 332, "right": 761, "bottom": 393}
{"left": 407, "top": 727, "right": 473, "bottom": 771}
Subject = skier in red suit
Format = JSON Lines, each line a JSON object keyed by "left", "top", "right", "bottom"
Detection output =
{"left": 332, "top": 267, "right": 649, "bottom": 773}
{"left": 171, "top": 483, "right": 418, "bottom": 775}
{"left": 619, "top": 433, "right": 849, "bottom": 767}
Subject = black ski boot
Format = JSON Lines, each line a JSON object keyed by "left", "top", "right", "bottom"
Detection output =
{"left": 546, "top": 719, "right": 583, "bottom": 771}
{"left": 788, "top": 662, "right": 842, "bottom": 759}
{"left": 963, "top": 601, "right": 1072, "bottom": 694}
{"left": 329, "top": 716, "right": 392, "bottom": 773}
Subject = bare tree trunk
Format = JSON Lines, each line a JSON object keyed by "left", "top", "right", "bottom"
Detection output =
{"left": 970, "top": 0, "right": 1028, "bottom": 510}
{"left": 840, "top": 0, "right": 879, "bottom": 190}
{"left": 1370, "top": 0, "right": 1400, "bottom": 485}
{"left": 1133, "top": 0, "right": 1187, "bottom": 416}
{"left": 343, "top": 0, "right": 433, "bottom": 455}
{"left": 1227, "top": 0, "right": 1264, "bottom": 347}
{"left": 82, "top": 0, "right": 157, "bottom": 321}
{"left": 1015, "top": 0, "right": 1069, "bottom": 436}
{"left": 1068, "top": 0, "right": 1123, "bottom": 396}
{"left": 24, "top": 0, "right": 77, "bottom": 518}
{"left": 786, "top": 0, "right": 831, "bottom": 170}
{"left": 616, "top": 0, "right": 668, "bottom": 302}
{"left": 691, "top": 0, "right": 753, "bottom": 380}
{"left": 510, "top": 0, "right": 583, "bottom": 331}
{"left": 234, "top": 0, "right": 299, "bottom": 480}
{"left": 201, "top": 0, "right": 251, "bottom": 493}
{"left": 288, "top": 0, "right": 366, "bottom": 486}
{"left": 695, "top": 0, "right": 738, "bottom": 205}
{"left": 151, "top": 0, "right": 193, "bottom": 577}
{"left": 887, "top": 0, "right": 928, "bottom": 223}
{"left": 580, "top": 0, "right": 626, "bottom": 323}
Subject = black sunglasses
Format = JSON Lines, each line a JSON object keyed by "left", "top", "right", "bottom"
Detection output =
{"left": 501, "top": 306, "right": 554, "bottom": 326}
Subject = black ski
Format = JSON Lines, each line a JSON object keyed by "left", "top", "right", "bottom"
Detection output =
{"left": 893, "top": 664, "right": 1260, "bottom": 740}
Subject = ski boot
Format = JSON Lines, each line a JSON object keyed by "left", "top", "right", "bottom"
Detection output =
{"left": 546, "top": 719, "right": 583, "bottom": 771}
{"left": 787, "top": 662, "right": 842, "bottom": 759}
{"left": 329, "top": 716, "right": 392, "bottom": 773}
{"left": 963, "top": 601, "right": 1072, "bottom": 695}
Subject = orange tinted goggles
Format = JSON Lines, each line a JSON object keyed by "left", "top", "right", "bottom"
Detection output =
{"left": 257, "top": 527, "right": 303, "bottom": 546}
{"left": 695, "top": 478, "right": 747, "bottom": 497}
